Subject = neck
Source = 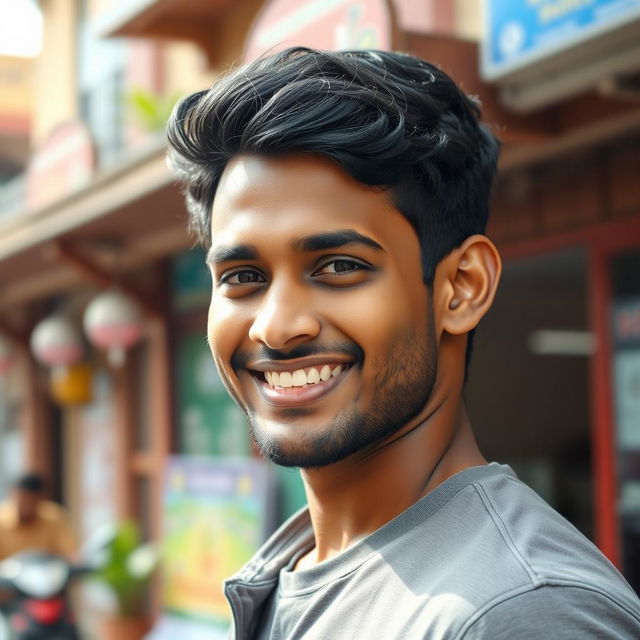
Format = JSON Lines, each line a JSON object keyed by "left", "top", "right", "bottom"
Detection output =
{"left": 297, "top": 388, "right": 485, "bottom": 567}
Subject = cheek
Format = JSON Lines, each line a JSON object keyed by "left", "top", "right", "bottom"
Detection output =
{"left": 207, "top": 297, "right": 245, "bottom": 372}
{"left": 328, "top": 274, "right": 427, "bottom": 338}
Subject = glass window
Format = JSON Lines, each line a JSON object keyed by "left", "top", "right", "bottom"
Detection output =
{"left": 467, "top": 248, "right": 594, "bottom": 539}
{"left": 611, "top": 249, "right": 640, "bottom": 594}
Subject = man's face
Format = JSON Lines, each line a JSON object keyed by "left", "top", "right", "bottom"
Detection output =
{"left": 207, "top": 154, "right": 437, "bottom": 468}
{"left": 13, "top": 489, "right": 40, "bottom": 523}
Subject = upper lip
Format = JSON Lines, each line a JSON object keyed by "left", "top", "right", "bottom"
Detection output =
{"left": 248, "top": 355, "right": 356, "bottom": 372}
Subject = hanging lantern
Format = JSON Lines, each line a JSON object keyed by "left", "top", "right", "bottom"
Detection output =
{"left": 0, "top": 334, "right": 13, "bottom": 375}
{"left": 83, "top": 290, "right": 144, "bottom": 366}
{"left": 50, "top": 361, "right": 93, "bottom": 406}
{"left": 30, "top": 315, "right": 83, "bottom": 374}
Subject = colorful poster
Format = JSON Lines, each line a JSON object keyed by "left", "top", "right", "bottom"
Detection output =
{"left": 160, "top": 456, "right": 275, "bottom": 632}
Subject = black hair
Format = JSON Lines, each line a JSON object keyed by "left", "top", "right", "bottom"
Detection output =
{"left": 166, "top": 46, "right": 500, "bottom": 371}
{"left": 14, "top": 472, "right": 45, "bottom": 493}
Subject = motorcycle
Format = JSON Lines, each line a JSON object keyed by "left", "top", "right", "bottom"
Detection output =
{"left": 0, "top": 551, "right": 86, "bottom": 640}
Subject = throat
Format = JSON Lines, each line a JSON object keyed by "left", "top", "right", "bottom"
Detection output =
{"left": 299, "top": 402, "right": 484, "bottom": 560}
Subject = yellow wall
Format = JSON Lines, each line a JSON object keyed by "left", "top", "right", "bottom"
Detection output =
{"left": 453, "top": 0, "right": 483, "bottom": 41}
{"left": 0, "top": 56, "right": 33, "bottom": 116}
{"left": 32, "top": 0, "right": 78, "bottom": 145}
{"left": 163, "top": 42, "right": 216, "bottom": 97}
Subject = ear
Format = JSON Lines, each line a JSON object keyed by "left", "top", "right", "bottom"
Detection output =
{"left": 434, "top": 235, "right": 501, "bottom": 336}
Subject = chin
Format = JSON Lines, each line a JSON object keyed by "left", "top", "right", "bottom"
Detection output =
{"left": 247, "top": 406, "right": 408, "bottom": 469}
{"left": 248, "top": 418, "right": 348, "bottom": 469}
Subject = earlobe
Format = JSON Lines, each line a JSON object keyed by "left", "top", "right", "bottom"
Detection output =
{"left": 439, "top": 235, "right": 501, "bottom": 335}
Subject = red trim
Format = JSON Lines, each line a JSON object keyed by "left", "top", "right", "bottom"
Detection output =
{"left": 498, "top": 214, "right": 640, "bottom": 260}
{"left": 588, "top": 247, "right": 620, "bottom": 566}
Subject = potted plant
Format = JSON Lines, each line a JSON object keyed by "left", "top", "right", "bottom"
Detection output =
{"left": 85, "top": 521, "right": 158, "bottom": 640}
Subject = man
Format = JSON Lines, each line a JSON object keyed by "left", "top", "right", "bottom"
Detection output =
{"left": 167, "top": 48, "right": 640, "bottom": 638}
{"left": 0, "top": 473, "right": 76, "bottom": 560}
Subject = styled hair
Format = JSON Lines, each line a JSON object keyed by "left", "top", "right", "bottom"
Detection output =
{"left": 166, "top": 47, "right": 500, "bottom": 371}
{"left": 14, "top": 472, "right": 45, "bottom": 493}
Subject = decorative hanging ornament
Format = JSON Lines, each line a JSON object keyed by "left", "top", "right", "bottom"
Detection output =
{"left": 83, "top": 290, "right": 144, "bottom": 366}
{"left": 30, "top": 315, "right": 83, "bottom": 374}
{"left": 0, "top": 334, "right": 13, "bottom": 375}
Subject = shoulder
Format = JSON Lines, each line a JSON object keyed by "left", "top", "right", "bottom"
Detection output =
{"left": 460, "top": 584, "right": 640, "bottom": 639}
{"left": 0, "top": 501, "right": 14, "bottom": 525}
{"left": 472, "top": 472, "right": 631, "bottom": 589}
{"left": 37, "top": 500, "right": 68, "bottom": 522}
{"left": 453, "top": 471, "right": 640, "bottom": 637}
{"left": 404, "top": 466, "right": 640, "bottom": 622}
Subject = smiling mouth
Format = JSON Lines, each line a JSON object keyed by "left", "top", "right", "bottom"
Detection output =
{"left": 262, "top": 364, "right": 348, "bottom": 389}
{"left": 246, "top": 358, "right": 356, "bottom": 407}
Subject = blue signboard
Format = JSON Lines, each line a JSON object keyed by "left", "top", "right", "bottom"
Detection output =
{"left": 483, "top": 0, "right": 640, "bottom": 79}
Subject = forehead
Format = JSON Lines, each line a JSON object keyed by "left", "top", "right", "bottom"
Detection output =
{"left": 210, "top": 154, "right": 416, "bottom": 246}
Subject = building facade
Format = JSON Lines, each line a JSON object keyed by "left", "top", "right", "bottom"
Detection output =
{"left": 0, "top": 0, "right": 638, "bottom": 631}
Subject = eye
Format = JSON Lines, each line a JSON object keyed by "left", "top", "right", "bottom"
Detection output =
{"left": 219, "top": 269, "right": 266, "bottom": 285}
{"left": 313, "top": 259, "right": 369, "bottom": 276}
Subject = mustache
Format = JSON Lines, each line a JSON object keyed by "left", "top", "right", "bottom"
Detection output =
{"left": 231, "top": 342, "right": 364, "bottom": 371}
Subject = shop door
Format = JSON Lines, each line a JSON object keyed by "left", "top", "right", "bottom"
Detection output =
{"left": 466, "top": 247, "right": 594, "bottom": 539}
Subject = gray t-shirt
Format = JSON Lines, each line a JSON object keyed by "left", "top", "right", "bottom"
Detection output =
{"left": 224, "top": 464, "right": 640, "bottom": 639}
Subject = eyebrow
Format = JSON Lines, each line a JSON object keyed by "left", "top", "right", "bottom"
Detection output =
{"left": 206, "top": 244, "right": 259, "bottom": 266}
{"left": 292, "top": 229, "right": 385, "bottom": 253}
{"left": 207, "top": 229, "right": 385, "bottom": 266}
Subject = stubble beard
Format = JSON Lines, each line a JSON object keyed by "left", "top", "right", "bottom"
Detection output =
{"left": 247, "top": 319, "right": 437, "bottom": 469}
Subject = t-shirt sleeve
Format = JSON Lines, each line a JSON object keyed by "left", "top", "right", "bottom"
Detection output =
{"left": 461, "top": 585, "right": 640, "bottom": 639}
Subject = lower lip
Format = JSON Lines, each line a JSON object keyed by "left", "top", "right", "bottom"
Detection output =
{"left": 254, "top": 368, "right": 352, "bottom": 407}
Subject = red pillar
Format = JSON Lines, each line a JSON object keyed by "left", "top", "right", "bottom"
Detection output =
{"left": 588, "top": 246, "right": 619, "bottom": 566}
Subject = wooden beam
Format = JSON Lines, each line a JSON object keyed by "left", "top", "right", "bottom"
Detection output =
{"left": 48, "top": 240, "right": 163, "bottom": 319}
{"left": 0, "top": 319, "right": 29, "bottom": 351}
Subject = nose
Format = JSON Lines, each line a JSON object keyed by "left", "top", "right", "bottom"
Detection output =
{"left": 248, "top": 277, "right": 321, "bottom": 350}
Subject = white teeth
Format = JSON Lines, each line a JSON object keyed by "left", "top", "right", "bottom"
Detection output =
{"left": 264, "top": 365, "right": 348, "bottom": 388}
{"left": 292, "top": 369, "right": 307, "bottom": 386}
{"left": 279, "top": 371, "right": 293, "bottom": 388}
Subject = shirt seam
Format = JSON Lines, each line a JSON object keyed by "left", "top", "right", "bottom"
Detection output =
{"left": 275, "top": 482, "right": 494, "bottom": 598}
{"left": 235, "top": 466, "right": 511, "bottom": 586}
{"left": 455, "top": 581, "right": 640, "bottom": 639}
{"left": 472, "top": 482, "right": 541, "bottom": 585}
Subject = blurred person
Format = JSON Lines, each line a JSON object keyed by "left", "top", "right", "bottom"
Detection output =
{"left": 167, "top": 48, "right": 640, "bottom": 638}
{"left": 0, "top": 472, "right": 76, "bottom": 561}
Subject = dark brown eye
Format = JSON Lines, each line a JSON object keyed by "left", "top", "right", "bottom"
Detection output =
{"left": 315, "top": 259, "right": 364, "bottom": 275}
{"left": 222, "top": 270, "right": 265, "bottom": 285}
{"left": 333, "top": 260, "right": 359, "bottom": 273}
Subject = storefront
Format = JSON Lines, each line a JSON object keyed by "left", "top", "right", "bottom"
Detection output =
{"left": 0, "top": 1, "right": 638, "bottom": 614}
